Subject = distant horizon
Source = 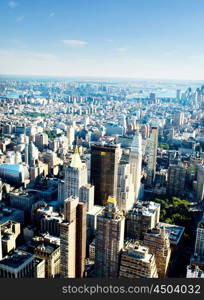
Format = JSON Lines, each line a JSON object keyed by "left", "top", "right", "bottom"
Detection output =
{"left": 0, "top": 73, "right": 204, "bottom": 84}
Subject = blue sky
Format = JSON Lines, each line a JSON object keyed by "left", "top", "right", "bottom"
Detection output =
{"left": 0, "top": 0, "right": 204, "bottom": 79}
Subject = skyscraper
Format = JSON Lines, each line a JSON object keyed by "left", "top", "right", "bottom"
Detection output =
{"left": 126, "top": 201, "right": 160, "bottom": 240}
{"left": 67, "top": 125, "right": 75, "bottom": 150}
{"left": 95, "top": 197, "right": 125, "bottom": 278}
{"left": 63, "top": 146, "right": 87, "bottom": 201}
{"left": 90, "top": 144, "right": 121, "bottom": 206}
{"left": 76, "top": 202, "right": 87, "bottom": 278}
{"left": 173, "top": 112, "right": 185, "bottom": 127}
{"left": 60, "top": 196, "right": 87, "bottom": 278}
{"left": 129, "top": 132, "right": 143, "bottom": 201}
{"left": 194, "top": 216, "right": 204, "bottom": 257}
{"left": 167, "top": 164, "right": 186, "bottom": 197}
{"left": 79, "top": 184, "right": 94, "bottom": 212}
{"left": 143, "top": 227, "right": 171, "bottom": 278}
{"left": 176, "top": 89, "right": 181, "bottom": 101}
{"left": 146, "top": 127, "right": 158, "bottom": 186}
{"left": 60, "top": 196, "right": 78, "bottom": 278}
{"left": 196, "top": 165, "right": 204, "bottom": 202}
{"left": 0, "top": 227, "right": 2, "bottom": 260}
{"left": 25, "top": 141, "right": 39, "bottom": 167}
{"left": 117, "top": 160, "right": 134, "bottom": 212}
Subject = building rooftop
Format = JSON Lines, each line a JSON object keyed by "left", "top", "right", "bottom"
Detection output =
{"left": 0, "top": 250, "right": 33, "bottom": 269}
{"left": 159, "top": 222, "right": 185, "bottom": 245}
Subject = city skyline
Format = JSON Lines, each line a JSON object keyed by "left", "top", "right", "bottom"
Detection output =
{"left": 1, "top": 0, "right": 204, "bottom": 80}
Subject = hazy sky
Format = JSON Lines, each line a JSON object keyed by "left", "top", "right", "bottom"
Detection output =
{"left": 1, "top": 0, "right": 204, "bottom": 80}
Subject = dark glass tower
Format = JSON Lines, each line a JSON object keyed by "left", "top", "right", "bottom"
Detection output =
{"left": 90, "top": 144, "right": 120, "bottom": 206}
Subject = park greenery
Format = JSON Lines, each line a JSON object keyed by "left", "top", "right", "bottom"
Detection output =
{"left": 44, "top": 130, "right": 62, "bottom": 140}
{"left": 153, "top": 196, "right": 193, "bottom": 244}
{"left": 158, "top": 142, "right": 170, "bottom": 149}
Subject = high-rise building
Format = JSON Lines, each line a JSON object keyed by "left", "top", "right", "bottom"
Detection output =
{"left": 60, "top": 196, "right": 87, "bottom": 278}
{"left": 196, "top": 165, "right": 204, "bottom": 202}
{"left": 25, "top": 141, "right": 39, "bottom": 166}
{"left": 176, "top": 89, "right": 181, "bottom": 101}
{"left": 63, "top": 147, "right": 87, "bottom": 201}
{"left": 79, "top": 184, "right": 94, "bottom": 212}
{"left": 117, "top": 160, "right": 134, "bottom": 212}
{"left": 143, "top": 227, "right": 171, "bottom": 278}
{"left": 67, "top": 125, "right": 75, "bottom": 150}
{"left": 167, "top": 164, "right": 186, "bottom": 197}
{"left": 95, "top": 197, "right": 125, "bottom": 278}
{"left": 0, "top": 228, "right": 2, "bottom": 260}
{"left": 126, "top": 201, "right": 160, "bottom": 240}
{"left": 60, "top": 196, "right": 78, "bottom": 278}
{"left": 194, "top": 216, "right": 204, "bottom": 257}
{"left": 76, "top": 202, "right": 87, "bottom": 278}
{"left": 129, "top": 132, "right": 143, "bottom": 201}
{"left": 90, "top": 144, "right": 121, "bottom": 206}
{"left": 173, "top": 112, "right": 184, "bottom": 126}
{"left": 119, "top": 242, "right": 158, "bottom": 278}
{"left": 146, "top": 127, "right": 158, "bottom": 186}
{"left": 149, "top": 93, "right": 156, "bottom": 103}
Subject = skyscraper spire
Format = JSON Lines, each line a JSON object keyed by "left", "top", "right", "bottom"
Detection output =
{"left": 70, "top": 146, "right": 82, "bottom": 169}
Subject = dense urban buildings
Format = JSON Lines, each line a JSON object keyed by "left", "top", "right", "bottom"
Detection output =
{"left": 95, "top": 197, "right": 125, "bottom": 277}
{"left": 0, "top": 76, "right": 204, "bottom": 279}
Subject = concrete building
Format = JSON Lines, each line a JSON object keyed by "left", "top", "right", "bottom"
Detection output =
{"left": 27, "top": 235, "right": 60, "bottom": 278}
{"left": 79, "top": 184, "right": 94, "bottom": 212}
{"left": 119, "top": 242, "right": 158, "bottom": 278}
{"left": 173, "top": 112, "right": 184, "bottom": 126}
{"left": 126, "top": 201, "right": 160, "bottom": 240}
{"left": 25, "top": 142, "right": 39, "bottom": 167}
{"left": 167, "top": 164, "right": 186, "bottom": 197}
{"left": 60, "top": 196, "right": 78, "bottom": 278}
{"left": 144, "top": 227, "right": 171, "bottom": 278}
{"left": 76, "top": 202, "right": 87, "bottom": 278}
{"left": 194, "top": 216, "right": 204, "bottom": 257}
{"left": 36, "top": 206, "right": 63, "bottom": 237}
{"left": 0, "top": 250, "right": 45, "bottom": 278}
{"left": 60, "top": 196, "right": 87, "bottom": 278}
{"left": 67, "top": 125, "right": 75, "bottom": 150}
{"left": 0, "top": 221, "right": 21, "bottom": 257}
{"left": 95, "top": 197, "right": 125, "bottom": 278}
{"left": 10, "top": 190, "right": 37, "bottom": 220}
{"left": 63, "top": 147, "right": 87, "bottom": 201}
{"left": 117, "top": 160, "right": 134, "bottom": 212}
{"left": 196, "top": 165, "right": 204, "bottom": 202}
{"left": 35, "top": 133, "right": 48, "bottom": 150}
{"left": 87, "top": 205, "right": 105, "bottom": 244}
{"left": 129, "top": 132, "right": 143, "bottom": 201}
{"left": 0, "top": 204, "right": 24, "bottom": 225}
{"left": 0, "top": 229, "right": 2, "bottom": 260}
{"left": 186, "top": 265, "right": 204, "bottom": 278}
{"left": 146, "top": 127, "right": 158, "bottom": 186}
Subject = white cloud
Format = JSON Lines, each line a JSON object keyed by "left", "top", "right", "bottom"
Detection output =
{"left": 61, "top": 39, "right": 88, "bottom": 47}
{"left": 8, "top": 1, "right": 18, "bottom": 8}
{"left": 49, "top": 12, "right": 55, "bottom": 17}
{"left": 16, "top": 16, "right": 24, "bottom": 22}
